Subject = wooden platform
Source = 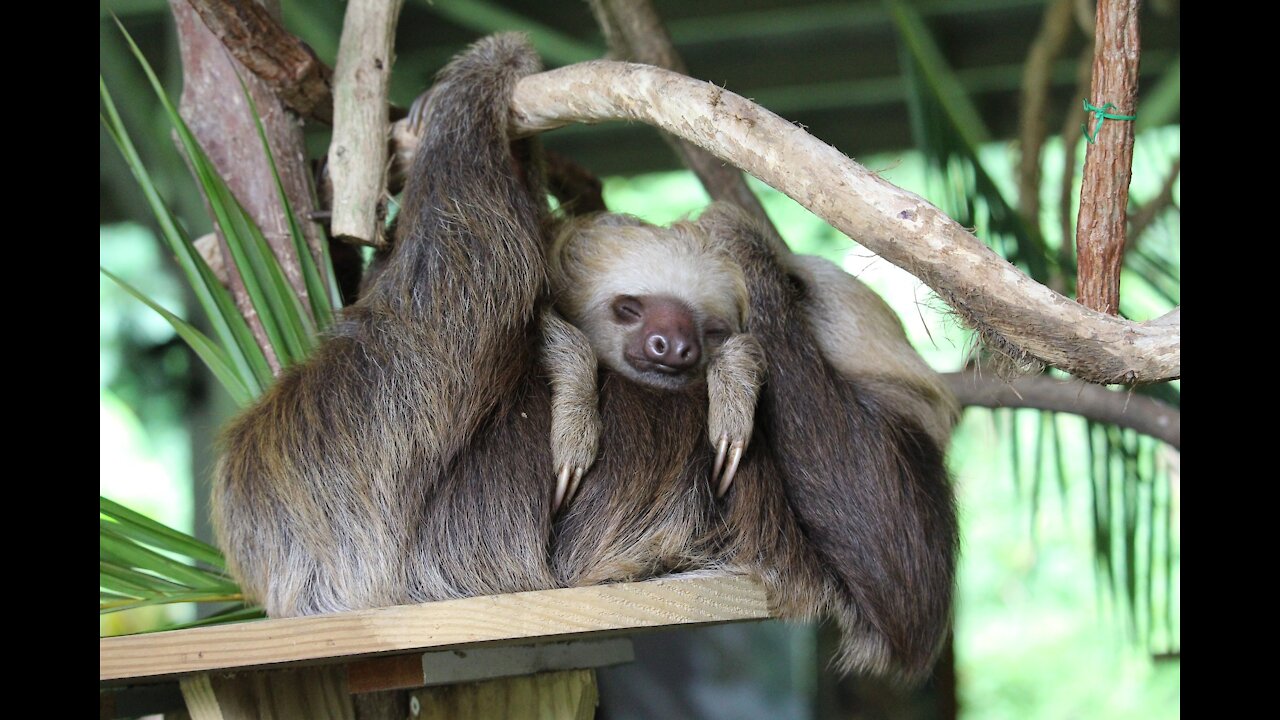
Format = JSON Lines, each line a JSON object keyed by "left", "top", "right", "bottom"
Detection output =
{"left": 100, "top": 573, "right": 772, "bottom": 684}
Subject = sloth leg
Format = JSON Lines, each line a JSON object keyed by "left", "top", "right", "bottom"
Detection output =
{"left": 706, "top": 332, "right": 766, "bottom": 496}
{"left": 540, "top": 308, "right": 601, "bottom": 511}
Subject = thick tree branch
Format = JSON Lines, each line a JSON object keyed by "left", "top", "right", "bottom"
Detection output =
{"left": 587, "top": 0, "right": 781, "bottom": 247}
{"left": 403, "top": 61, "right": 1182, "bottom": 384}
{"left": 1075, "top": 0, "right": 1141, "bottom": 315}
{"left": 186, "top": 0, "right": 333, "bottom": 123}
{"left": 1018, "top": 0, "right": 1076, "bottom": 229}
{"left": 327, "top": 0, "right": 404, "bottom": 247}
{"left": 945, "top": 370, "right": 1179, "bottom": 449}
{"left": 171, "top": 0, "right": 325, "bottom": 373}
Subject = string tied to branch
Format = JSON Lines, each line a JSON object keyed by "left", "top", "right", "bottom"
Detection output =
{"left": 1081, "top": 99, "right": 1137, "bottom": 144}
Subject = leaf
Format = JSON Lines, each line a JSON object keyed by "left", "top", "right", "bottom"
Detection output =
{"left": 101, "top": 592, "right": 246, "bottom": 614}
{"left": 100, "top": 497, "right": 226, "bottom": 568}
{"left": 100, "top": 74, "right": 271, "bottom": 396}
{"left": 99, "top": 525, "right": 237, "bottom": 594}
{"left": 162, "top": 605, "right": 267, "bottom": 632}
{"left": 100, "top": 269, "right": 252, "bottom": 407}
{"left": 110, "top": 18, "right": 300, "bottom": 377}
{"left": 241, "top": 75, "right": 342, "bottom": 325}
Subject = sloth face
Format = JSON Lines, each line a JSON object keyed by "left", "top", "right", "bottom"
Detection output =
{"left": 549, "top": 213, "right": 748, "bottom": 390}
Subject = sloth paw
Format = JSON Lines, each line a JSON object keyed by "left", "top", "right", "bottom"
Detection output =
{"left": 707, "top": 334, "right": 764, "bottom": 498}
{"left": 554, "top": 464, "right": 588, "bottom": 514}
{"left": 712, "top": 434, "right": 749, "bottom": 497}
{"left": 550, "top": 406, "right": 600, "bottom": 514}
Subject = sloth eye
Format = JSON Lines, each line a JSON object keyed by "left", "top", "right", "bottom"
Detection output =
{"left": 704, "top": 325, "right": 730, "bottom": 343}
{"left": 611, "top": 296, "right": 643, "bottom": 323}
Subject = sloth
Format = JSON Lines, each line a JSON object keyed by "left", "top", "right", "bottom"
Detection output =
{"left": 213, "top": 33, "right": 959, "bottom": 683}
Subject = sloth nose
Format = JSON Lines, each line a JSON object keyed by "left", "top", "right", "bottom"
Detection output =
{"left": 645, "top": 330, "right": 700, "bottom": 369}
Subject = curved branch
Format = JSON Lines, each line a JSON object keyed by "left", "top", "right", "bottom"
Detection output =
{"left": 588, "top": 0, "right": 780, "bottom": 245}
{"left": 944, "top": 370, "right": 1179, "bottom": 449}
{"left": 480, "top": 62, "right": 1178, "bottom": 384}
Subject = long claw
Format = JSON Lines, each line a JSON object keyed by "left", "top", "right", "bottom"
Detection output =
{"left": 566, "top": 467, "right": 585, "bottom": 505}
{"left": 716, "top": 445, "right": 744, "bottom": 497}
{"left": 713, "top": 437, "right": 728, "bottom": 480}
{"left": 553, "top": 466, "right": 571, "bottom": 513}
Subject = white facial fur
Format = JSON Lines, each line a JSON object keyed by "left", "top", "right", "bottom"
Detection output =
{"left": 549, "top": 215, "right": 749, "bottom": 387}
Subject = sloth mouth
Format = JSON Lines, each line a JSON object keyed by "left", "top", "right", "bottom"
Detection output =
{"left": 623, "top": 355, "right": 701, "bottom": 389}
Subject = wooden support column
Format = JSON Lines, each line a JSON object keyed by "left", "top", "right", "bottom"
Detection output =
{"left": 178, "top": 666, "right": 354, "bottom": 720}
{"left": 411, "top": 670, "right": 598, "bottom": 720}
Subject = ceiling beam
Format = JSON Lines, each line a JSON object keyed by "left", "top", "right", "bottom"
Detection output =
{"left": 666, "top": 0, "right": 1051, "bottom": 45}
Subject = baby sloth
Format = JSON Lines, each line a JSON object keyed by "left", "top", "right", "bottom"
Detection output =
{"left": 540, "top": 213, "right": 765, "bottom": 510}
{"left": 540, "top": 205, "right": 960, "bottom": 680}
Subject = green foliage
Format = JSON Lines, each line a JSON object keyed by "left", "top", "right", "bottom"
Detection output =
{"left": 100, "top": 497, "right": 243, "bottom": 614}
{"left": 100, "top": 18, "right": 341, "bottom": 406}
{"left": 882, "top": 0, "right": 1180, "bottom": 665}
{"left": 100, "top": 20, "right": 340, "bottom": 629}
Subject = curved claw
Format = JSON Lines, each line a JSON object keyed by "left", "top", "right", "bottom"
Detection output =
{"left": 715, "top": 444, "right": 745, "bottom": 497}
{"left": 713, "top": 436, "right": 729, "bottom": 480}
{"left": 553, "top": 465, "right": 572, "bottom": 514}
{"left": 566, "top": 467, "right": 586, "bottom": 506}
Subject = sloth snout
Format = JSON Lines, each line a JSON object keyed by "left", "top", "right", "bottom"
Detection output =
{"left": 645, "top": 331, "right": 700, "bottom": 370}
{"left": 638, "top": 295, "right": 702, "bottom": 371}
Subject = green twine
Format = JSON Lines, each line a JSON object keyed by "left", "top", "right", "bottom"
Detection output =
{"left": 1081, "top": 99, "right": 1137, "bottom": 144}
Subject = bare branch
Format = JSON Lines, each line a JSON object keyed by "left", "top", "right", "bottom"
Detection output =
{"left": 944, "top": 369, "right": 1179, "bottom": 449}
{"left": 1127, "top": 157, "right": 1179, "bottom": 250}
{"left": 1075, "top": 0, "right": 1141, "bottom": 315}
{"left": 587, "top": 0, "right": 781, "bottom": 248}
{"left": 186, "top": 0, "right": 333, "bottom": 123}
{"left": 1018, "top": 0, "right": 1076, "bottom": 228}
{"left": 327, "top": 0, "right": 404, "bottom": 248}
{"left": 443, "top": 61, "right": 1182, "bottom": 384}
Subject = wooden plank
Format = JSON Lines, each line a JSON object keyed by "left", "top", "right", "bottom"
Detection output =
{"left": 101, "top": 574, "right": 770, "bottom": 682}
{"left": 180, "top": 667, "right": 354, "bottom": 720}
{"left": 412, "top": 669, "right": 598, "bottom": 720}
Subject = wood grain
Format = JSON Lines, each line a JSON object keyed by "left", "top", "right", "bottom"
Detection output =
{"left": 180, "top": 667, "right": 354, "bottom": 720}
{"left": 102, "top": 574, "right": 770, "bottom": 682}
{"left": 327, "top": 0, "right": 403, "bottom": 246}
{"left": 412, "top": 670, "right": 597, "bottom": 720}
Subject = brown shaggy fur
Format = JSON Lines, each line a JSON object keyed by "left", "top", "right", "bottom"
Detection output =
{"left": 212, "top": 33, "right": 958, "bottom": 685}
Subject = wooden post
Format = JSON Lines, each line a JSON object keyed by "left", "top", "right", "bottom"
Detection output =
{"left": 411, "top": 670, "right": 598, "bottom": 720}
{"left": 179, "top": 666, "right": 354, "bottom": 720}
